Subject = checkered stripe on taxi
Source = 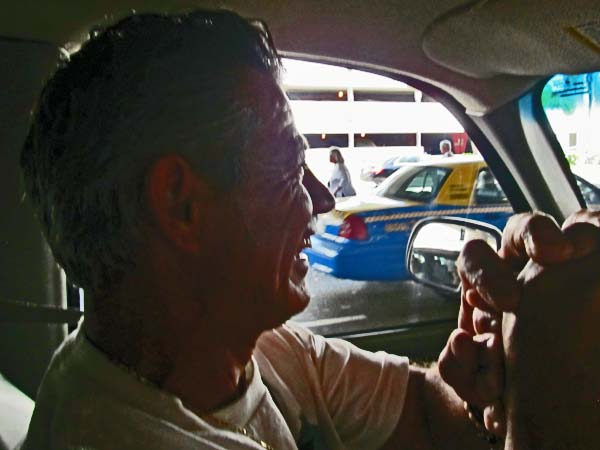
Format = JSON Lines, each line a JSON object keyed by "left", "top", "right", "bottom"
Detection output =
{"left": 364, "top": 205, "right": 513, "bottom": 224}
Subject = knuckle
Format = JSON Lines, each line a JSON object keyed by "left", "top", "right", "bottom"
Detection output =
{"left": 565, "top": 209, "right": 600, "bottom": 228}
{"left": 473, "top": 309, "right": 499, "bottom": 334}
{"left": 461, "top": 238, "right": 488, "bottom": 256}
{"left": 458, "top": 239, "right": 495, "bottom": 273}
{"left": 484, "top": 402, "right": 507, "bottom": 437}
{"left": 437, "top": 347, "right": 456, "bottom": 383}
{"left": 526, "top": 211, "right": 557, "bottom": 236}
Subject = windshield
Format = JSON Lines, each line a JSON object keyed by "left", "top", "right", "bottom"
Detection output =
{"left": 542, "top": 71, "right": 600, "bottom": 208}
{"left": 375, "top": 165, "right": 422, "bottom": 197}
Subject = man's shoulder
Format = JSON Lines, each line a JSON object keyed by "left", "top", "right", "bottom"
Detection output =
{"left": 256, "top": 322, "right": 319, "bottom": 354}
{"left": 26, "top": 328, "right": 198, "bottom": 449}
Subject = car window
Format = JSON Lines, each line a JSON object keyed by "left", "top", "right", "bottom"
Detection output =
{"left": 576, "top": 176, "right": 600, "bottom": 206}
{"left": 386, "top": 167, "right": 450, "bottom": 202}
{"left": 473, "top": 168, "right": 509, "bottom": 205}
{"left": 542, "top": 71, "right": 600, "bottom": 210}
{"left": 393, "top": 155, "right": 421, "bottom": 165}
{"left": 282, "top": 58, "right": 517, "bottom": 358}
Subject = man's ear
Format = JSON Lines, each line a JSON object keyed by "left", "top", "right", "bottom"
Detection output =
{"left": 146, "top": 154, "right": 209, "bottom": 253}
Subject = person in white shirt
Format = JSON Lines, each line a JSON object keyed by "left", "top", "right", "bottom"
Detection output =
{"left": 19, "top": 9, "right": 503, "bottom": 450}
{"left": 328, "top": 147, "right": 356, "bottom": 198}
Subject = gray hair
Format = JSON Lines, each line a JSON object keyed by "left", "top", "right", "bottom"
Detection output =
{"left": 439, "top": 139, "right": 452, "bottom": 151}
{"left": 21, "top": 10, "right": 281, "bottom": 294}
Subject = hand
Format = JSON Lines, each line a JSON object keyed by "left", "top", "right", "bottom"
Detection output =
{"left": 438, "top": 212, "right": 581, "bottom": 437}
{"left": 503, "top": 218, "right": 600, "bottom": 449}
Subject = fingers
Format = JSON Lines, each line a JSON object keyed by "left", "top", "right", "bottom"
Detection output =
{"left": 438, "top": 330, "right": 504, "bottom": 407}
{"left": 458, "top": 239, "right": 520, "bottom": 313}
{"left": 563, "top": 209, "right": 600, "bottom": 229}
{"left": 499, "top": 212, "right": 574, "bottom": 268}
{"left": 516, "top": 214, "right": 600, "bottom": 284}
{"left": 459, "top": 297, "right": 501, "bottom": 334}
{"left": 562, "top": 220, "right": 600, "bottom": 259}
{"left": 501, "top": 210, "right": 600, "bottom": 265}
{"left": 458, "top": 291, "right": 476, "bottom": 334}
{"left": 438, "top": 329, "right": 478, "bottom": 404}
{"left": 472, "top": 308, "right": 501, "bottom": 335}
{"left": 484, "top": 401, "right": 506, "bottom": 438}
{"left": 472, "top": 333, "right": 504, "bottom": 402}
{"left": 460, "top": 211, "right": 600, "bottom": 315}
{"left": 449, "top": 210, "right": 599, "bottom": 442}
{"left": 461, "top": 211, "right": 600, "bottom": 315}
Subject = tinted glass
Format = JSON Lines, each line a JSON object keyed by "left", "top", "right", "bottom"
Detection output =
{"left": 473, "top": 168, "right": 509, "bottom": 205}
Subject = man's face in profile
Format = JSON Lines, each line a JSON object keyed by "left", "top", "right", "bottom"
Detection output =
{"left": 209, "top": 70, "right": 333, "bottom": 330}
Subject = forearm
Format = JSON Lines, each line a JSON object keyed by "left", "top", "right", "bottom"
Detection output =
{"left": 423, "top": 366, "right": 502, "bottom": 450}
{"left": 381, "top": 365, "right": 502, "bottom": 450}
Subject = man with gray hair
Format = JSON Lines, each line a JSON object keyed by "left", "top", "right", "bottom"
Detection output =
{"left": 439, "top": 139, "right": 454, "bottom": 157}
{"left": 20, "top": 9, "right": 504, "bottom": 450}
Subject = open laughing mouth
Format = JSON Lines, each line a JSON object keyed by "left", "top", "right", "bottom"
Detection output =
{"left": 290, "top": 233, "right": 312, "bottom": 283}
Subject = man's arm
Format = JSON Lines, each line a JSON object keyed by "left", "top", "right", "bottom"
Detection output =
{"left": 380, "top": 365, "right": 503, "bottom": 450}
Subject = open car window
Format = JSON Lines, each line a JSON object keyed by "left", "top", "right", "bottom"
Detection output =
{"left": 284, "top": 58, "right": 511, "bottom": 359}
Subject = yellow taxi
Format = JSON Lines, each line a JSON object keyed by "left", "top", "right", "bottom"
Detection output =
{"left": 305, "top": 155, "right": 599, "bottom": 280}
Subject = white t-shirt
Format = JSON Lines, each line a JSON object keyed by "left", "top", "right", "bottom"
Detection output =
{"left": 329, "top": 163, "right": 356, "bottom": 198}
{"left": 22, "top": 323, "right": 409, "bottom": 450}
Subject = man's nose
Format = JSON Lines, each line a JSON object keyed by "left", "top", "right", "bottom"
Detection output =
{"left": 303, "top": 167, "right": 334, "bottom": 214}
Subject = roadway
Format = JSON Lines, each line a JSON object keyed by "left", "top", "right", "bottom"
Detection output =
{"left": 291, "top": 269, "right": 460, "bottom": 336}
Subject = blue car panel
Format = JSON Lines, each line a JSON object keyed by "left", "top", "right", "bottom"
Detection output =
{"left": 305, "top": 203, "right": 512, "bottom": 280}
{"left": 307, "top": 156, "right": 600, "bottom": 281}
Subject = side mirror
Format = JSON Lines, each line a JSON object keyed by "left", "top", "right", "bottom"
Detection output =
{"left": 406, "top": 217, "right": 502, "bottom": 295}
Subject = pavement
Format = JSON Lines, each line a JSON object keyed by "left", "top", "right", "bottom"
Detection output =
{"left": 291, "top": 268, "right": 460, "bottom": 336}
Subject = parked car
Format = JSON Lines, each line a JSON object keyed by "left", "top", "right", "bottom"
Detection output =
{"left": 305, "top": 156, "right": 600, "bottom": 280}
{"left": 359, "top": 154, "right": 424, "bottom": 183}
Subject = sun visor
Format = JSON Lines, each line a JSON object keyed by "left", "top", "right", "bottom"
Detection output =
{"left": 422, "top": 0, "right": 600, "bottom": 78}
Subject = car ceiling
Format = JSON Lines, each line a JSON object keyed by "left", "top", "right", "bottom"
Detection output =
{"left": 2, "top": 0, "right": 600, "bottom": 114}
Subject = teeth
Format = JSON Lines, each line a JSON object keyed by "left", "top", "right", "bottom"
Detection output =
{"left": 298, "top": 237, "right": 311, "bottom": 253}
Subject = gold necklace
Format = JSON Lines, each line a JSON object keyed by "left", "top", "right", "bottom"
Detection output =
{"left": 202, "top": 414, "right": 277, "bottom": 450}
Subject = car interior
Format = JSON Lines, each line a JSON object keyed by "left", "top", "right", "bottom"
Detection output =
{"left": 1, "top": 0, "right": 600, "bottom": 448}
